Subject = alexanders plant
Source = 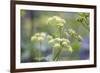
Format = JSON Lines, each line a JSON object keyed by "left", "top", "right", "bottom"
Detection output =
{"left": 31, "top": 16, "right": 83, "bottom": 61}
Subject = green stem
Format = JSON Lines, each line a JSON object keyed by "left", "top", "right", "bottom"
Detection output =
{"left": 53, "top": 48, "right": 62, "bottom": 61}
{"left": 38, "top": 41, "right": 41, "bottom": 62}
{"left": 53, "top": 28, "right": 62, "bottom": 61}
{"left": 59, "top": 27, "right": 63, "bottom": 38}
{"left": 55, "top": 48, "right": 62, "bottom": 61}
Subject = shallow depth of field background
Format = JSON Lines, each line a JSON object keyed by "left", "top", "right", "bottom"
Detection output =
{"left": 20, "top": 10, "right": 89, "bottom": 63}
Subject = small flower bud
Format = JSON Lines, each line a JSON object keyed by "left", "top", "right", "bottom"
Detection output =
{"left": 77, "top": 35, "right": 83, "bottom": 41}
{"left": 68, "top": 29, "right": 76, "bottom": 36}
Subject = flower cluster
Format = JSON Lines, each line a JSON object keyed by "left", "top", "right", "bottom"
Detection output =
{"left": 31, "top": 32, "right": 46, "bottom": 42}
{"left": 68, "top": 29, "right": 82, "bottom": 41}
{"left": 47, "top": 16, "right": 65, "bottom": 29}
{"left": 48, "top": 37, "right": 72, "bottom": 53}
{"left": 76, "top": 13, "right": 89, "bottom": 22}
{"left": 76, "top": 13, "right": 89, "bottom": 31}
{"left": 30, "top": 16, "right": 84, "bottom": 61}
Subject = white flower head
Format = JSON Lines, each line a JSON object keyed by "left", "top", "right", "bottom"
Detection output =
{"left": 61, "top": 38, "right": 70, "bottom": 44}
{"left": 53, "top": 16, "right": 66, "bottom": 24}
{"left": 31, "top": 36, "right": 37, "bottom": 41}
{"left": 37, "top": 37, "right": 44, "bottom": 41}
{"left": 41, "top": 32, "right": 46, "bottom": 37}
{"left": 47, "top": 16, "right": 66, "bottom": 26}
{"left": 53, "top": 43, "right": 61, "bottom": 49}
{"left": 31, "top": 32, "right": 46, "bottom": 42}
{"left": 47, "top": 16, "right": 55, "bottom": 25}
{"left": 47, "top": 35, "right": 53, "bottom": 40}
{"left": 48, "top": 39, "right": 55, "bottom": 44}
{"left": 55, "top": 38, "right": 61, "bottom": 42}
{"left": 62, "top": 41, "right": 68, "bottom": 46}
{"left": 35, "top": 33, "right": 40, "bottom": 37}
{"left": 57, "top": 23, "right": 64, "bottom": 28}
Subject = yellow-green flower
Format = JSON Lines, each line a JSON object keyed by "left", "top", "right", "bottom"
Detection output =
{"left": 41, "top": 32, "right": 46, "bottom": 37}
{"left": 37, "top": 37, "right": 44, "bottom": 41}
{"left": 53, "top": 16, "right": 65, "bottom": 24}
{"left": 57, "top": 23, "right": 64, "bottom": 28}
{"left": 47, "top": 16, "right": 56, "bottom": 25}
{"left": 77, "top": 35, "right": 83, "bottom": 41}
{"left": 47, "top": 17, "right": 52, "bottom": 22}
{"left": 68, "top": 29, "right": 76, "bottom": 36}
{"left": 31, "top": 32, "right": 46, "bottom": 42}
{"left": 47, "top": 16, "right": 66, "bottom": 25}
{"left": 53, "top": 43, "right": 61, "bottom": 48}
{"left": 55, "top": 38, "right": 61, "bottom": 42}
{"left": 48, "top": 39, "right": 55, "bottom": 44}
{"left": 47, "top": 35, "right": 53, "bottom": 40}
{"left": 31, "top": 36, "right": 37, "bottom": 41}
{"left": 35, "top": 33, "right": 40, "bottom": 37}
{"left": 62, "top": 41, "right": 68, "bottom": 46}
{"left": 61, "top": 38, "right": 70, "bottom": 44}
{"left": 68, "top": 29, "right": 83, "bottom": 41}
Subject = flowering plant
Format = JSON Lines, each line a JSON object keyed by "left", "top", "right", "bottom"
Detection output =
{"left": 31, "top": 16, "right": 83, "bottom": 61}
